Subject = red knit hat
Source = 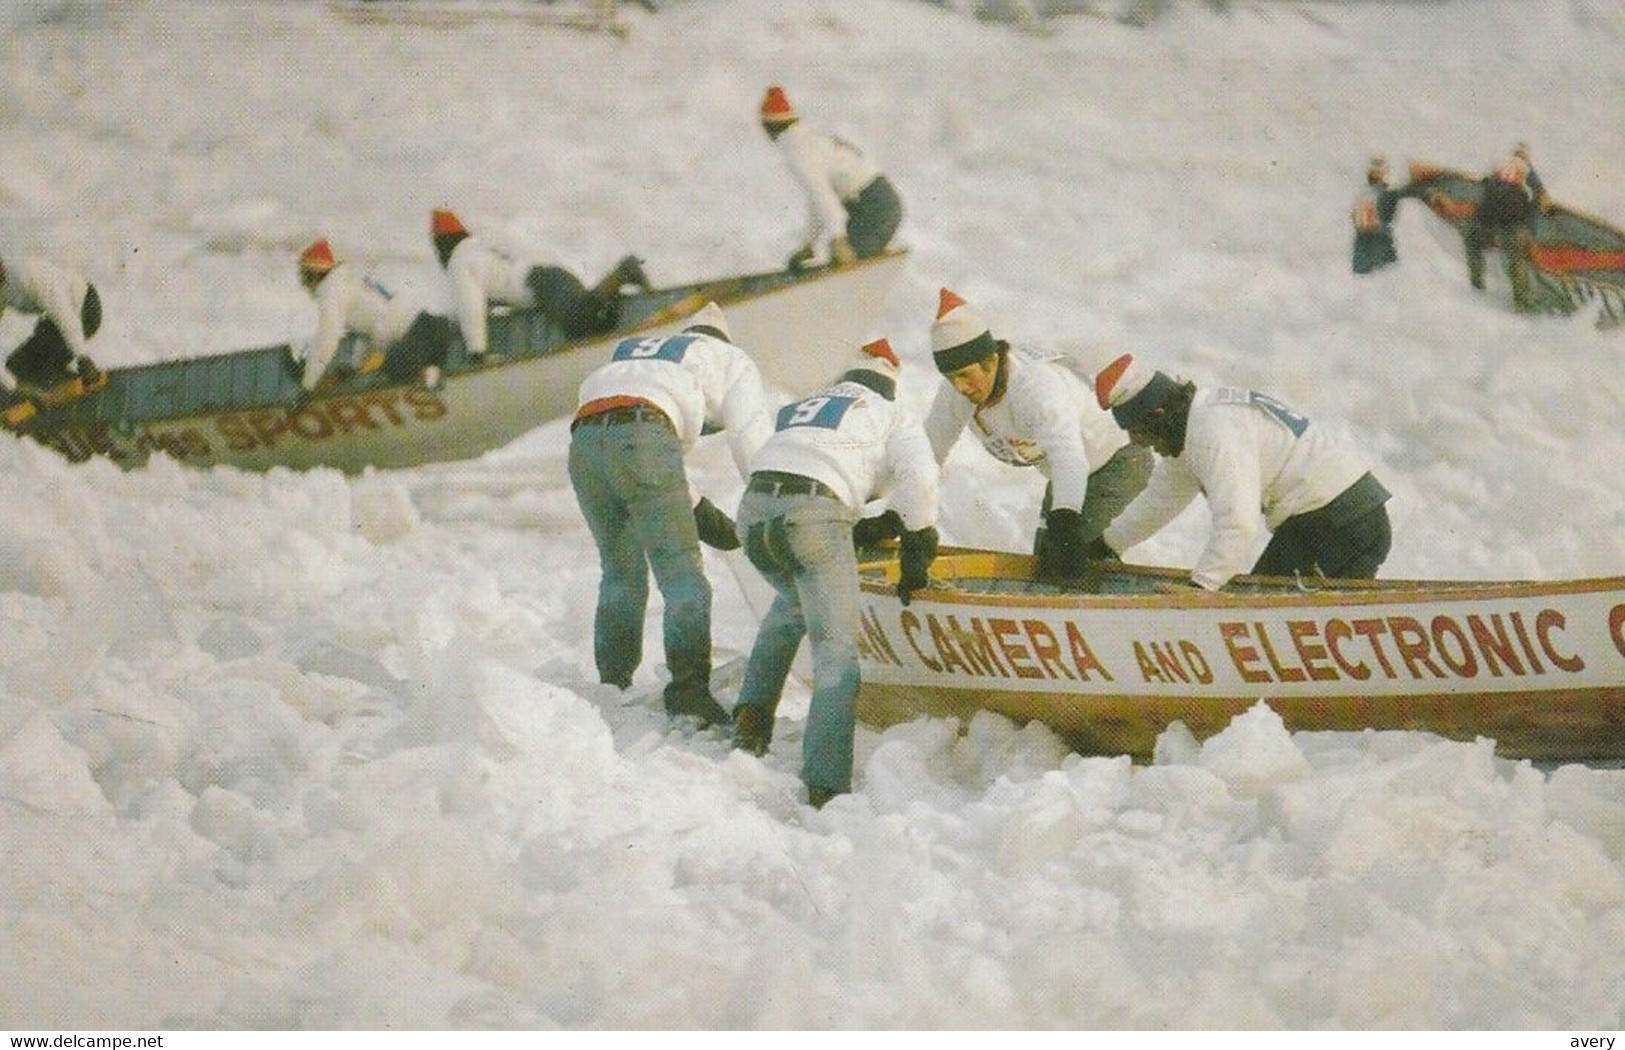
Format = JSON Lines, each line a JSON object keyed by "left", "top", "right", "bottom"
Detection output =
{"left": 431, "top": 208, "right": 467, "bottom": 238}
{"left": 929, "top": 287, "right": 998, "bottom": 374}
{"left": 1095, "top": 352, "right": 1179, "bottom": 430}
{"left": 1094, "top": 354, "right": 1148, "bottom": 411}
{"left": 856, "top": 337, "right": 901, "bottom": 377}
{"left": 298, "top": 239, "right": 337, "bottom": 275}
{"left": 760, "top": 85, "right": 796, "bottom": 125}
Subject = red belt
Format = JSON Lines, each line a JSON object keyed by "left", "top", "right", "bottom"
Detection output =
{"left": 572, "top": 396, "right": 672, "bottom": 431}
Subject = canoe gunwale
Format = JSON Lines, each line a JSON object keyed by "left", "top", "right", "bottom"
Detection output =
{"left": 857, "top": 547, "right": 1621, "bottom": 610}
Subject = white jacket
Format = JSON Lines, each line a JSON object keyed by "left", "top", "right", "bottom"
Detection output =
{"left": 577, "top": 331, "right": 773, "bottom": 479}
{"left": 442, "top": 235, "right": 535, "bottom": 356}
{"left": 773, "top": 121, "right": 881, "bottom": 263}
{"left": 749, "top": 374, "right": 939, "bottom": 531}
{"left": 299, "top": 264, "right": 422, "bottom": 390}
{"left": 2, "top": 255, "right": 95, "bottom": 361}
{"left": 924, "top": 346, "right": 1129, "bottom": 511}
{"left": 1103, "top": 385, "right": 1374, "bottom": 590}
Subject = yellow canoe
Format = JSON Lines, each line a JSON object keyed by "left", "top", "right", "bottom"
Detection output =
{"left": 855, "top": 547, "right": 1625, "bottom": 762}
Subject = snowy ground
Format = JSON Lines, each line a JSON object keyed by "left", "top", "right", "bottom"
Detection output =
{"left": 3, "top": 0, "right": 1624, "bottom": 1030}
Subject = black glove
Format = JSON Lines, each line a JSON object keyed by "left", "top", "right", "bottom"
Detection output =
{"left": 786, "top": 244, "right": 816, "bottom": 272}
{"left": 852, "top": 509, "right": 903, "bottom": 550}
{"left": 895, "top": 525, "right": 939, "bottom": 606}
{"left": 1035, "top": 507, "right": 1088, "bottom": 581}
{"left": 1084, "top": 536, "right": 1116, "bottom": 562}
{"left": 693, "top": 497, "right": 741, "bottom": 551}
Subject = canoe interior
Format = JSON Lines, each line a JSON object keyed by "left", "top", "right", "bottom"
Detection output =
{"left": 858, "top": 548, "right": 1563, "bottom": 602}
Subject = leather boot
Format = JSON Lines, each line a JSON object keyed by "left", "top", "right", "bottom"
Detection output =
{"left": 732, "top": 704, "right": 773, "bottom": 756}
{"left": 665, "top": 690, "right": 730, "bottom": 728}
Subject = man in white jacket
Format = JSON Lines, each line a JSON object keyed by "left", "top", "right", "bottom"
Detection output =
{"left": 570, "top": 301, "right": 773, "bottom": 727}
{"left": 1094, "top": 353, "right": 1393, "bottom": 590}
{"left": 921, "top": 288, "right": 1152, "bottom": 582}
{"left": 759, "top": 85, "right": 903, "bottom": 271}
{"left": 430, "top": 208, "right": 650, "bottom": 353}
{"left": 1, "top": 254, "right": 104, "bottom": 394}
{"left": 732, "top": 337, "right": 940, "bottom": 807}
{"left": 295, "top": 239, "right": 452, "bottom": 392}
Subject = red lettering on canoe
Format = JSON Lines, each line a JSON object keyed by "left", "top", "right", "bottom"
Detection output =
{"left": 1536, "top": 608, "right": 1584, "bottom": 673}
{"left": 899, "top": 610, "right": 940, "bottom": 673}
{"left": 1387, "top": 616, "right": 1447, "bottom": 679}
{"left": 1287, "top": 620, "right": 1339, "bottom": 682}
{"left": 1255, "top": 621, "right": 1307, "bottom": 682}
{"left": 988, "top": 618, "right": 1042, "bottom": 680}
{"left": 1022, "top": 619, "right": 1073, "bottom": 680}
{"left": 1220, "top": 622, "right": 1271, "bottom": 684}
{"left": 1064, "top": 622, "right": 1113, "bottom": 682}
{"left": 1430, "top": 615, "right": 1478, "bottom": 678}
{"left": 1323, "top": 619, "right": 1369, "bottom": 680}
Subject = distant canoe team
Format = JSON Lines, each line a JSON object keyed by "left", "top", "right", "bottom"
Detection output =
{"left": 1350, "top": 141, "right": 1552, "bottom": 312}
{"left": 19, "top": 85, "right": 1525, "bottom": 807}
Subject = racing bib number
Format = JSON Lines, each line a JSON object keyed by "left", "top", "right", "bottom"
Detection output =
{"left": 1214, "top": 388, "right": 1310, "bottom": 436}
{"left": 776, "top": 395, "right": 857, "bottom": 431}
{"left": 611, "top": 334, "right": 697, "bottom": 363}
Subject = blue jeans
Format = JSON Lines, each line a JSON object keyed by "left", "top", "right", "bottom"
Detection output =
{"left": 568, "top": 417, "right": 712, "bottom": 707}
{"left": 735, "top": 490, "right": 861, "bottom": 795}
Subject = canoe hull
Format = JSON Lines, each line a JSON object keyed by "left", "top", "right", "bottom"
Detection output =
{"left": 854, "top": 550, "right": 1625, "bottom": 761}
{"left": 1406, "top": 160, "right": 1625, "bottom": 324}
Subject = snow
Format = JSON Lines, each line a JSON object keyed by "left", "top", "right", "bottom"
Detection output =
{"left": 3, "top": 0, "right": 1625, "bottom": 1030}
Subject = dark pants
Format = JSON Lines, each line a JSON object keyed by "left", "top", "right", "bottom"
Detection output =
{"left": 845, "top": 176, "right": 903, "bottom": 259}
{"left": 1351, "top": 230, "right": 1398, "bottom": 275}
{"left": 1035, "top": 444, "right": 1156, "bottom": 556}
{"left": 1480, "top": 178, "right": 1536, "bottom": 228}
{"left": 1252, "top": 474, "right": 1392, "bottom": 581}
{"left": 5, "top": 319, "right": 76, "bottom": 389}
{"left": 382, "top": 312, "right": 452, "bottom": 383}
{"left": 527, "top": 265, "right": 618, "bottom": 340}
{"left": 568, "top": 413, "right": 714, "bottom": 709}
{"left": 1467, "top": 179, "right": 1538, "bottom": 305}
{"left": 1465, "top": 223, "right": 1536, "bottom": 307}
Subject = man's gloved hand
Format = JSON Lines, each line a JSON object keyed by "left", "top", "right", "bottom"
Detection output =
{"left": 896, "top": 525, "right": 939, "bottom": 606}
{"left": 693, "top": 497, "right": 741, "bottom": 551}
{"left": 1035, "top": 507, "right": 1089, "bottom": 581}
{"left": 852, "top": 509, "right": 903, "bottom": 550}
{"left": 829, "top": 236, "right": 857, "bottom": 266}
{"left": 1084, "top": 536, "right": 1116, "bottom": 562}
{"left": 786, "top": 244, "right": 816, "bottom": 272}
